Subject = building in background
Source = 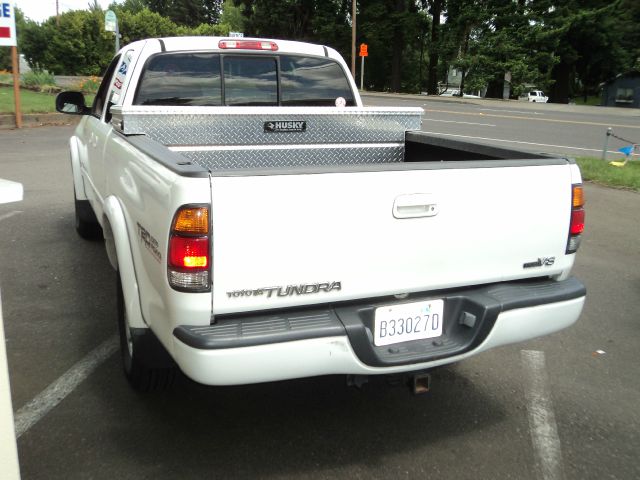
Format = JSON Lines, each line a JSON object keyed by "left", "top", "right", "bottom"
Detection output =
{"left": 600, "top": 71, "right": 640, "bottom": 108}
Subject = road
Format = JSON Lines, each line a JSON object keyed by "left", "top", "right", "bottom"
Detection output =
{"left": 362, "top": 93, "right": 640, "bottom": 160}
{"left": 1, "top": 119, "right": 639, "bottom": 479}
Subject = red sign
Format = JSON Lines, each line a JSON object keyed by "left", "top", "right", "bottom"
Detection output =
{"left": 359, "top": 43, "right": 368, "bottom": 57}
{"left": 0, "top": 26, "right": 9, "bottom": 38}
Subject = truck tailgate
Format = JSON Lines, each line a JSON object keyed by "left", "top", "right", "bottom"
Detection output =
{"left": 210, "top": 163, "right": 574, "bottom": 314}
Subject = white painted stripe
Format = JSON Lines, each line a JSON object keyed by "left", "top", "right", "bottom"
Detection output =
{"left": 521, "top": 350, "right": 565, "bottom": 480}
{"left": 421, "top": 131, "right": 640, "bottom": 157}
{"left": 480, "top": 108, "right": 543, "bottom": 115}
{"left": 0, "top": 211, "right": 22, "bottom": 222}
{"left": 423, "top": 119, "right": 496, "bottom": 127}
{"left": 170, "top": 142, "right": 403, "bottom": 152}
{"left": 14, "top": 335, "right": 119, "bottom": 438}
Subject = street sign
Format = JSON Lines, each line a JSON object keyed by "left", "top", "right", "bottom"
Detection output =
{"left": 229, "top": 31, "right": 244, "bottom": 38}
{"left": 0, "top": 2, "right": 20, "bottom": 127}
{"left": 0, "top": 2, "right": 17, "bottom": 47}
{"left": 105, "top": 10, "right": 117, "bottom": 32}
{"left": 105, "top": 10, "right": 120, "bottom": 53}
{"left": 359, "top": 44, "right": 368, "bottom": 91}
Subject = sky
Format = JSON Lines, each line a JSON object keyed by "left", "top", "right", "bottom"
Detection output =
{"left": 14, "top": 0, "right": 115, "bottom": 24}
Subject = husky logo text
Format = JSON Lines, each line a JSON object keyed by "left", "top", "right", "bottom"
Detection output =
{"left": 264, "top": 121, "right": 307, "bottom": 133}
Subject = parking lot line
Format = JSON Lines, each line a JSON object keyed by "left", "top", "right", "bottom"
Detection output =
{"left": 0, "top": 211, "right": 22, "bottom": 223}
{"left": 521, "top": 350, "right": 565, "bottom": 480}
{"left": 14, "top": 335, "right": 118, "bottom": 438}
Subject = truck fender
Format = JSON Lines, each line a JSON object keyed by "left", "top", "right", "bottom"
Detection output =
{"left": 69, "top": 136, "right": 87, "bottom": 200}
{"left": 102, "top": 196, "right": 147, "bottom": 329}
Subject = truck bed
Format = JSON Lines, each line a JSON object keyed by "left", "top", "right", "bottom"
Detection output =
{"left": 111, "top": 106, "right": 558, "bottom": 176}
{"left": 111, "top": 105, "right": 422, "bottom": 170}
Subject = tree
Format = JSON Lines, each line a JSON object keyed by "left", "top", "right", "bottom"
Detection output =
{"left": 542, "top": 0, "right": 635, "bottom": 103}
{"left": 425, "top": 0, "right": 444, "bottom": 94}
{"left": 232, "top": 0, "right": 351, "bottom": 58}
{"left": 12, "top": 0, "right": 638, "bottom": 98}
{"left": 440, "top": 0, "right": 484, "bottom": 94}
{"left": 143, "top": 0, "right": 222, "bottom": 27}
{"left": 618, "top": 0, "right": 640, "bottom": 70}
{"left": 356, "top": 0, "right": 424, "bottom": 92}
{"left": 219, "top": 0, "right": 245, "bottom": 32}
{"left": 233, "top": 0, "right": 315, "bottom": 40}
{"left": 116, "top": 0, "right": 147, "bottom": 14}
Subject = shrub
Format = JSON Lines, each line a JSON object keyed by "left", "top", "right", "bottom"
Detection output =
{"left": 21, "top": 70, "right": 57, "bottom": 92}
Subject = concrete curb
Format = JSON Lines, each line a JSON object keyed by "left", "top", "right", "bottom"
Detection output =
{"left": 0, "top": 113, "right": 80, "bottom": 129}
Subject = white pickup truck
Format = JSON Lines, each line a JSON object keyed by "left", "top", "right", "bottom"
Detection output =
{"left": 527, "top": 90, "right": 549, "bottom": 103}
{"left": 57, "top": 37, "right": 586, "bottom": 392}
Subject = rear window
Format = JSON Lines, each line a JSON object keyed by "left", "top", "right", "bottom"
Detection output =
{"left": 135, "top": 53, "right": 222, "bottom": 106}
{"left": 134, "top": 52, "right": 355, "bottom": 107}
{"left": 280, "top": 56, "right": 355, "bottom": 106}
{"left": 224, "top": 56, "right": 278, "bottom": 106}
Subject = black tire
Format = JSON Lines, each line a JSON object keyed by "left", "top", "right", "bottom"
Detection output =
{"left": 74, "top": 194, "right": 102, "bottom": 240}
{"left": 117, "top": 273, "right": 176, "bottom": 392}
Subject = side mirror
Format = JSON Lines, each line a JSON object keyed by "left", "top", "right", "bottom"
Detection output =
{"left": 56, "top": 91, "right": 90, "bottom": 115}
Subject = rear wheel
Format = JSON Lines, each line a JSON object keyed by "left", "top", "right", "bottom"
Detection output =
{"left": 74, "top": 192, "right": 102, "bottom": 240}
{"left": 117, "top": 273, "right": 176, "bottom": 392}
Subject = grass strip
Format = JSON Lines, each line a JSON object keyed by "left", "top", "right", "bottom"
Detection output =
{"left": 0, "top": 86, "right": 57, "bottom": 113}
{"left": 1, "top": 86, "right": 94, "bottom": 114}
{"left": 577, "top": 156, "right": 640, "bottom": 192}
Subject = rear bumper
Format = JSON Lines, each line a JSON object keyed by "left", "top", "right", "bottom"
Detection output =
{"left": 172, "top": 278, "right": 585, "bottom": 385}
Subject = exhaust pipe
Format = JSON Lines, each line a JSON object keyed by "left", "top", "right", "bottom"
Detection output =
{"left": 410, "top": 373, "right": 431, "bottom": 395}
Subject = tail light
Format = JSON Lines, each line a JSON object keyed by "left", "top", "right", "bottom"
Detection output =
{"left": 168, "top": 205, "right": 210, "bottom": 292}
{"left": 218, "top": 40, "right": 278, "bottom": 51}
{"left": 566, "top": 185, "right": 585, "bottom": 254}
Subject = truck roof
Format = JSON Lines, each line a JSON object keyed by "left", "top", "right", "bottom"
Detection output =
{"left": 137, "top": 36, "right": 331, "bottom": 59}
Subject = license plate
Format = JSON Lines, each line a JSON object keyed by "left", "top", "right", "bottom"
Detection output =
{"left": 373, "top": 299, "right": 444, "bottom": 347}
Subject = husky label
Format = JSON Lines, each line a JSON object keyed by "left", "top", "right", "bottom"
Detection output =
{"left": 264, "top": 121, "right": 307, "bottom": 133}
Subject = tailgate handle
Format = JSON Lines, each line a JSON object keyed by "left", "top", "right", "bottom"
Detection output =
{"left": 393, "top": 194, "right": 438, "bottom": 219}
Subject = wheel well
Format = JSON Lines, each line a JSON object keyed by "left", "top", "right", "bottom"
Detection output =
{"left": 70, "top": 136, "right": 88, "bottom": 201}
{"left": 102, "top": 216, "right": 118, "bottom": 270}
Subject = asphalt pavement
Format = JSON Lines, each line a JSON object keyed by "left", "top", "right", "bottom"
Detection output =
{"left": 0, "top": 119, "right": 639, "bottom": 480}
{"left": 362, "top": 93, "right": 640, "bottom": 161}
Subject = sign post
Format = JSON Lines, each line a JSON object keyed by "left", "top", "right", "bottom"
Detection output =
{"left": 0, "top": 2, "right": 21, "bottom": 128}
{"left": 359, "top": 43, "right": 368, "bottom": 91}
{"left": 105, "top": 10, "right": 119, "bottom": 53}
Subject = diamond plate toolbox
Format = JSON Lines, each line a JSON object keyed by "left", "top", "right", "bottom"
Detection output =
{"left": 176, "top": 145, "right": 407, "bottom": 170}
{"left": 110, "top": 106, "right": 422, "bottom": 146}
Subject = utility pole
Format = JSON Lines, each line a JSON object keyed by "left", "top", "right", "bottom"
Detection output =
{"left": 351, "top": 0, "right": 356, "bottom": 79}
{"left": 56, "top": 0, "right": 60, "bottom": 26}
{"left": 11, "top": 46, "right": 21, "bottom": 128}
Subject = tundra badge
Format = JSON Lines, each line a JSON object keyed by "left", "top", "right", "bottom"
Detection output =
{"left": 523, "top": 257, "right": 555, "bottom": 269}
